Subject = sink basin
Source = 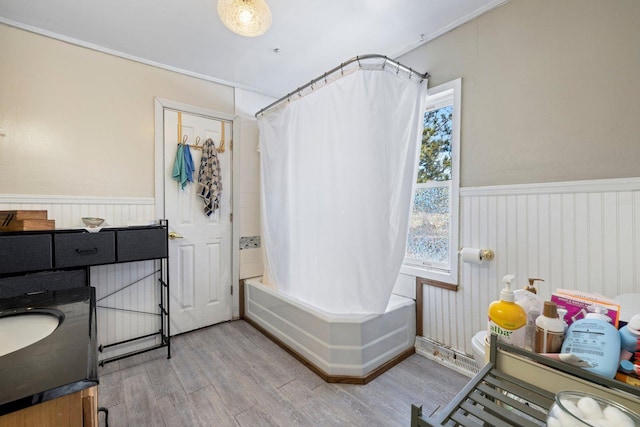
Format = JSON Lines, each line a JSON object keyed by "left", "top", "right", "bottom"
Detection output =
{"left": 0, "top": 309, "right": 64, "bottom": 357}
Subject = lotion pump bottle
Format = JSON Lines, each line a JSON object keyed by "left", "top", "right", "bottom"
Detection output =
{"left": 488, "top": 275, "right": 527, "bottom": 348}
{"left": 534, "top": 301, "right": 564, "bottom": 353}
{"left": 557, "top": 308, "right": 569, "bottom": 332}
{"left": 560, "top": 305, "right": 620, "bottom": 378}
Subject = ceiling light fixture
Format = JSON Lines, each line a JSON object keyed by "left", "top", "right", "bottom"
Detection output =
{"left": 217, "top": 0, "right": 272, "bottom": 37}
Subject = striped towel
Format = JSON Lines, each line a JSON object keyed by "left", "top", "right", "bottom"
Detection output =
{"left": 197, "top": 138, "right": 222, "bottom": 216}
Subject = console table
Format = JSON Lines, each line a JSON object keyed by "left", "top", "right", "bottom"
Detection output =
{"left": 0, "top": 220, "right": 170, "bottom": 364}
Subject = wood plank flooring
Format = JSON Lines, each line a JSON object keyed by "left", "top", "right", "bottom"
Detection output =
{"left": 97, "top": 320, "right": 470, "bottom": 427}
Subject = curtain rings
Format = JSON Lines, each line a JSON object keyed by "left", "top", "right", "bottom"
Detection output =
{"left": 254, "top": 54, "right": 429, "bottom": 117}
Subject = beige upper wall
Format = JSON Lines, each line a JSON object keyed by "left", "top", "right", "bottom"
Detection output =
{"left": 400, "top": 0, "right": 640, "bottom": 187}
{"left": 0, "top": 24, "right": 234, "bottom": 197}
{"left": 4, "top": 1, "right": 639, "bottom": 194}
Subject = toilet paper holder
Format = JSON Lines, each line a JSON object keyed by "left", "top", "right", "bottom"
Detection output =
{"left": 478, "top": 248, "right": 494, "bottom": 261}
{"left": 458, "top": 247, "right": 495, "bottom": 262}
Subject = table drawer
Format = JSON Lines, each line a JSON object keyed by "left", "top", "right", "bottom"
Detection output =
{"left": 0, "top": 235, "right": 52, "bottom": 274}
{"left": 54, "top": 232, "right": 116, "bottom": 268}
{"left": 0, "top": 269, "right": 87, "bottom": 298}
{"left": 116, "top": 228, "right": 167, "bottom": 262}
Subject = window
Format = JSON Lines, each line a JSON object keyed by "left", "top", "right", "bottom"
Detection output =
{"left": 402, "top": 79, "right": 460, "bottom": 286}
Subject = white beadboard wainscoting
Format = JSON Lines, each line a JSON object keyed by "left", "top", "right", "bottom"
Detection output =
{"left": 411, "top": 177, "right": 640, "bottom": 361}
{"left": 0, "top": 195, "right": 158, "bottom": 360}
{"left": 0, "top": 194, "right": 157, "bottom": 229}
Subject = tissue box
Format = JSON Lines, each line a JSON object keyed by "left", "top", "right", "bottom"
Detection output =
{"left": 551, "top": 289, "right": 620, "bottom": 328}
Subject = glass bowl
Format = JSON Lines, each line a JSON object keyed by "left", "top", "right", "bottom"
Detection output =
{"left": 82, "top": 217, "right": 105, "bottom": 227}
{"left": 547, "top": 390, "right": 640, "bottom": 427}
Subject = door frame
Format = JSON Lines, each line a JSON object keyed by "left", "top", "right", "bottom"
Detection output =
{"left": 153, "top": 97, "right": 240, "bottom": 319}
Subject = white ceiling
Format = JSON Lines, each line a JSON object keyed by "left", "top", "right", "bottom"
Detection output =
{"left": 0, "top": 0, "right": 506, "bottom": 98}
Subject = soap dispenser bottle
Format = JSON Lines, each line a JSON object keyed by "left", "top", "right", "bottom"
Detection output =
{"left": 488, "top": 275, "right": 527, "bottom": 348}
{"left": 516, "top": 277, "right": 544, "bottom": 351}
{"left": 560, "top": 305, "right": 621, "bottom": 378}
{"left": 534, "top": 301, "right": 564, "bottom": 353}
{"left": 524, "top": 278, "right": 544, "bottom": 294}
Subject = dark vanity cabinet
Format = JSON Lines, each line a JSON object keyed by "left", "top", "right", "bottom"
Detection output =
{"left": 0, "top": 269, "right": 87, "bottom": 299}
{"left": 54, "top": 232, "right": 116, "bottom": 268}
{"left": 0, "top": 221, "right": 170, "bottom": 363}
{"left": 116, "top": 227, "right": 168, "bottom": 262}
{"left": 0, "top": 234, "right": 53, "bottom": 275}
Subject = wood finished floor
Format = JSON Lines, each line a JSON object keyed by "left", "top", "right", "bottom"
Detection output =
{"left": 97, "top": 320, "right": 470, "bottom": 427}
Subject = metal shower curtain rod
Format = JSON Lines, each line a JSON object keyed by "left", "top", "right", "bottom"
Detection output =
{"left": 255, "top": 54, "right": 429, "bottom": 117}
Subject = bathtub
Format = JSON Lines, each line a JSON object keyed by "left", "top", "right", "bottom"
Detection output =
{"left": 243, "top": 277, "right": 416, "bottom": 383}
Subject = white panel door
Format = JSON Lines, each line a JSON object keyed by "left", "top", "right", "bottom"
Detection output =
{"left": 163, "top": 110, "right": 232, "bottom": 334}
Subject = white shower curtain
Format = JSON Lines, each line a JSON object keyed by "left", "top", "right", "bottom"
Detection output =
{"left": 258, "top": 65, "right": 427, "bottom": 314}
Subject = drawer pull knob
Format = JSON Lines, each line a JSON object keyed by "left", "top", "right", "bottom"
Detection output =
{"left": 76, "top": 248, "right": 98, "bottom": 255}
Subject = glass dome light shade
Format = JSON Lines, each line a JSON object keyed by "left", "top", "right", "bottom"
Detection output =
{"left": 217, "top": 0, "right": 272, "bottom": 37}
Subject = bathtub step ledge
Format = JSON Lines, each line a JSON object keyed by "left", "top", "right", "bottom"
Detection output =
{"left": 242, "top": 314, "right": 415, "bottom": 385}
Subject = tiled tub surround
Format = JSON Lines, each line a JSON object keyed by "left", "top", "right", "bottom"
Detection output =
{"left": 239, "top": 235, "right": 261, "bottom": 249}
{"left": 243, "top": 277, "right": 416, "bottom": 383}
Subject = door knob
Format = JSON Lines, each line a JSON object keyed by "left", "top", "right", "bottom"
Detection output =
{"left": 168, "top": 231, "right": 183, "bottom": 239}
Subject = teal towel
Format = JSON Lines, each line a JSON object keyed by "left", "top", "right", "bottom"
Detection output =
{"left": 172, "top": 144, "right": 187, "bottom": 189}
{"left": 183, "top": 144, "right": 195, "bottom": 183}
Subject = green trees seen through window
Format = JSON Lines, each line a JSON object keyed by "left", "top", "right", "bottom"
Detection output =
{"left": 417, "top": 106, "right": 452, "bottom": 184}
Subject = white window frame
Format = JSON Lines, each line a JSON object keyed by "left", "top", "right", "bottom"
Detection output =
{"left": 401, "top": 78, "right": 461, "bottom": 286}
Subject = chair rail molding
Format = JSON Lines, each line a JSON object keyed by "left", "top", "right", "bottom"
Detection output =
{"left": 0, "top": 194, "right": 154, "bottom": 205}
{"left": 461, "top": 177, "right": 640, "bottom": 197}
